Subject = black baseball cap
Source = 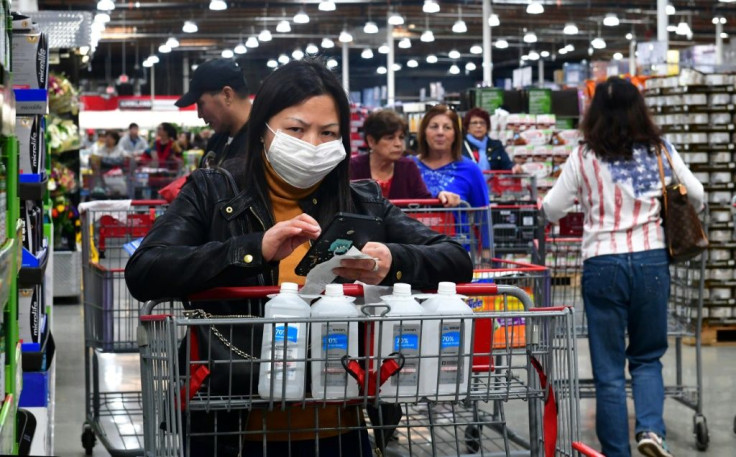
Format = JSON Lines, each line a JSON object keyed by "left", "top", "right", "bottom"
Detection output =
{"left": 175, "top": 59, "right": 248, "bottom": 107}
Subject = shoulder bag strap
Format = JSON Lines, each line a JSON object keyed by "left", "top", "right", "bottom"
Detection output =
{"left": 655, "top": 144, "right": 668, "bottom": 215}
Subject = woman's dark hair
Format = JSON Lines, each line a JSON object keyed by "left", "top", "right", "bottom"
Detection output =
{"left": 417, "top": 105, "right": 462, "bottom": 161}
{"left": 159, "top": 122, "right": 177, "bottom": 140}
{"left": 462, "top": 107, "right": 490, "bottom": 132}
{"left": 581, "top": 77, "right": 661, "bottom": 160}
{"left": 105, "top": 130, "right": 120, "bottom": 144}
{"left": 243, "top": 59, "right": 353, "bottom": 227}
{"left": 363, "top": 110, "right": 407, "bottom": 144}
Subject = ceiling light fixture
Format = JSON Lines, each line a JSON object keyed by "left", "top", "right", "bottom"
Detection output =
{"left": 407, "top": 59, "right": 419, "bottom": 68}
{"left": 97, "top": 0, "right": 115, "bottom": 11}
{"left": 423, "top": 0, "right": 440, "bottom": 14}
{"left": 318, "top": 0, "right": 336, "bottom": 12}
{"left": 495, "top": 39, "right": 509, "bottom": 49}
{"left": 182, "top": 21, "right": 198, "bottom": 33}
{"left": 276, "top": 20, "right": 291, "bottom": 33}
{"left": 246, "top": 36, "right": 259, "bottom": 48}
{"left": 158, "top": 44, "right": 171, "bottom": 53}
{"left": 613, "top": 52, "right": 623, "bottom": 60}
{"left": 666, "top": 2, "right": 676, "bottom": 15}
{"left": 558, "top": 46, "right": 568, "bottom": 55}
{"left": 267, "top": 59, "right": 278, "bottom": 68}
{"left": 259, "top": 28, "right": 272, "bottom": 42}
{"left": 721, "top": 32, "right": 729, "bottom": 38}
{"left": 449, "top": 64, "right": 460, "bottom": 74}
{"left": 528, "top": 51, "right": 540, "bottom": 60}
{"left": 541, "top": 50, "right": 550, "bottom": 57}
{"left": 603, "top": 13, "right": 620, "bottom": 27}
{"left": 388, "top": 11, "right": 405, "bottom": 26}
{"left": 278, "top": 54, "right": 290, "bottom": 64}
{"left": 470, "top": 44, "right": 482, "bottom": 54}
{"left": 326, "top": 59, "right": 338, "bottom": 69}
{"left": 364, "top": 21, "right": 378, "bottom": 34}
{"left": 209, "top": 0, "right": 227, "bottom": 12}
{"left": 565, "top": 43, "right": 575, "bottom": 51}
{"left": 667, "top": 24, "right": 677, "bottom": 32}
{"left": 426, "top": 54, "right": 438, "bottom": 63}
{"left": 712, "top": 16, "right": 727, "bottom": 24}
{"left": 448, "top": 49, "right": 461, "bottom": 59}
{"left": 221, "top": 49, "right": 234, "bottom": 58}
{"left": 676, "top": 19, "right": 691, "bottom": 35}
{"left": 452, "top": 7, "right": 467, "bottom": 33}
{"left": 377, "top": 66, "right": 387, "bottom": 74}
{"left": 148, "top": 55, "right": 159, "bottom": 64}
{"left": 293, "top": 9, "right": 309, "bottom": 24}
{"left": 591, "top": 36, "right": 606, "bottom": 49}
{"left": 94, "top": 13, "right": 110, "bottom": 23}
{"left": 526, "top": 1, "right": 544, "bottom": 15}
{"left": 292, "top": 49, "right": 305, "bottom": 60}
{"left": 523, "top": 31, "right": 537, "bottom": 43}
{"left": 339, "top": 30, "right": 353, "bottom": 43}
{"left": 398, "top": 37, "right": 411, "bottom": 48}
{"left": 421, "top": 30, "right": 435, "bottom": 42}
{"left": 322, "top": 37, "right": 335, "bottom": 48}
{"left": 488, "top": 13, "right": 500, "bottom": 27}
{"left": 465, "top": 62, "right": 477, "bottom": 71}
{"left": 392, "top": 63, "right": 402, "bottom": 71}
{"left": 378, "top": 44, "right": 389, "bottom": 54}
{"left": 142, "top": 59, "right": 153, "bottom": 68}
{"left": 361, "top": 48, "right": 374, "bottom": 59}
{"left": 626, "top": 32, "right": 634, "bottom": 40}
{"left": 165, "top": 36, "right": 179, "bottom": 48}
{"left": 306, "top": 43, "right": 319, "bottom": 54}
{"left": 234, "top": 43, "right": 247, "bottom": 54}
{"left": 563, "top": 23, "right": 579, "bottom": 35}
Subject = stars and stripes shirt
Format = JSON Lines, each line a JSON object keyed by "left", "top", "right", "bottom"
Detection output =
{"left": 542, "top": 142, "right": 705, "bottom": 260}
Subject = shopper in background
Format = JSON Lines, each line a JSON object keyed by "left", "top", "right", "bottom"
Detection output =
{"left": 118, "top": 122, "right": 148, "bottom": 157}
{"left": 542, "top": 77, "right": 704, "bottom": 457}
{"left": 350, "top": 109, "right": 459, "bottom": 205}
{"left": 126, "top": 60, "right": 472, "bottom": 456}
{"left": 462, "top": 107, "right": 521, "bottom": 173}
{"left": 175, "top": 58, "right": 251, "bottom": 167}
{"left": 140, "top": 122, "right": 182, "bottom": 168}
{"left": 176, "top": 130, "right": 193, "bottom": 152}
{"left": 90, "top": 130, "right": 126, "bottom": 168}
{"left": 81, "top": 128, "right": 98, "bottom": 150}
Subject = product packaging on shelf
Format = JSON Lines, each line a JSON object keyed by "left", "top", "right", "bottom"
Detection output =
{"left": 11, "top": 31, "right": 48, "bottom": 90}
{"left": 15, "top": 115, "right": 45, "bottom": 175}
{"left": 19, "top": 286, "right": 45, "bottom": 344}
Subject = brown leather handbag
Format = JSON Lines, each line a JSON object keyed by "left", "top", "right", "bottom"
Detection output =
{"left": 656, "top": 145, "right": 708, "bottom": 263}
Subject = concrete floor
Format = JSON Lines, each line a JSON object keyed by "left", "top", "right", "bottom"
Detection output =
{"left": 52, "top": 300, "right": 736, "bottom": 457}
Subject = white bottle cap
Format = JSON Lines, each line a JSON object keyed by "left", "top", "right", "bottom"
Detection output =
{"left": 280, "top": 282, "right": 299, "bottom": 293}
{"left": 437, "top": 282, "right": 456, "bottom": 295}
{"left": 324, "top": 283, "right": 344, "bottom": 297}
{"left": 393, "top": 282, "right": 411, "bottom": 296}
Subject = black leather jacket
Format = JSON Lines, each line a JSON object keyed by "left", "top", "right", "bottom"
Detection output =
{"left": 125, "top": 161, "right": 473, "bottom": 304}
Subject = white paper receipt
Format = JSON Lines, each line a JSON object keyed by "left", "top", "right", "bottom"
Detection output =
{"left": 300, "top": 246, "right": 375, "bottom": 295}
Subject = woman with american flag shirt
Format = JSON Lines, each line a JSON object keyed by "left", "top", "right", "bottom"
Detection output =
{"left": 542, "top": 77, "right": 704, "bottom": 457}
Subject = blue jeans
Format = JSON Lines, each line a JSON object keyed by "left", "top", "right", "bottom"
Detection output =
{"left": 582, "top": 249, "right": 669, "bottom": 457}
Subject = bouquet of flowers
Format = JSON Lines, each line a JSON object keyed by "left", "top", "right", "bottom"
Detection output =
{"left": 49, "top": 163, "right": 80, "bottom": 250}
{"left": 47, "top": 114, "right": 81, "bottom": 154}
{"left": 48, "top": 73, "right": 79, "bottom": 115}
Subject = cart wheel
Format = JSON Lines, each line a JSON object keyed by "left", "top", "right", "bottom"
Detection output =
{"left": 693, "top": 414, "right": 709, "bottom": 451}
{"left": 464, "top": 425, "right": 482, "bottom": 454}
{"left": 81, "top": 425, "right": 96, "bottom": 455}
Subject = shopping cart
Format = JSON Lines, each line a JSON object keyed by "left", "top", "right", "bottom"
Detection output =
{"left": 79, "top": 200, "right": 171, "bottom": 456}
{"left": 138, "top": 283, "right": 581, "bottom": 456}
{"left": 128, "top": 158, "right": 185, "bottom": 200}
{"left": 484, "top": 171, "right": 538, "bottom": 204}
{"left": 390, "top": 199, "right": 494, "bottom": 267}
{"left": 545, "top": 222, "right": 710, "bottom": 450}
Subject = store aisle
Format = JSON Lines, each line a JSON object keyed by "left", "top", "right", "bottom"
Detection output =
{"left": 53, "top": 300, "right": 736, "bottom": 456}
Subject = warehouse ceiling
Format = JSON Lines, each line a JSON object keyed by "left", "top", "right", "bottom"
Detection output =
{"left": 32, "top": 0, "right": 736, "bottom": 94}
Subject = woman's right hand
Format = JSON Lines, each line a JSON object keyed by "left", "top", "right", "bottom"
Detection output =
{"left": 437, "top": 191, "right": 461, "bottom": 207}
{"left": 262, "top": 213, "right": 321, "bottom": 262}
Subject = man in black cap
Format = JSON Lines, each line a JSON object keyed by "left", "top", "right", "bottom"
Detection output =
{"left": 175, "top": 58, "right": 251, "bottom": 167}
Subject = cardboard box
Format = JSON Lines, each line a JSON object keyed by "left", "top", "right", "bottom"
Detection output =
{"left": 15, "top": 115, "right": 45, "bottom": 175}
{"left": 19, "top": 286, "right": 44, "bottom": 345}
{"left": 12, "top": 32, "right": 48, "bottom": 90}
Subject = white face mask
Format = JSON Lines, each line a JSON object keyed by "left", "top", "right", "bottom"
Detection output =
{"left": 265, "top": 124, "right": 347, "bottom": 189}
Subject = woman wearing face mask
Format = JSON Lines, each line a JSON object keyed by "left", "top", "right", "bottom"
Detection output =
{"left": 125, "top": 60, "right": 473, "bottom": 456}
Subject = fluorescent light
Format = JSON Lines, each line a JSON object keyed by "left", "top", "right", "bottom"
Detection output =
{"left": 407, "top": 59, "right": 419, "bottom": 68}
{"left": 488, "top": 14, "right": 500, "bottom": 27}
{"left": 421, "top": 30, "right": 435, "bottom": 42}
{"left": 526, "top": 1, "right": 544, "bottom": 15}
{"left": 259, "top": 29, "right": 272, "bottom": 42}
{"left": 541, "top": 50, "right": 550, "bottom": 57}
{"left": 322, "top": 38, "right": 335, "bottom": 49}
{"left": 470, "top": 44, "right": 482, "bottom": 54}
{"left": 209, "top": 0, "right": 227, "bottom": 11}
{"left": 378, "top": 44, "right": 389, "bottom": 54}
{"left": 339, "top": 30, "right": 353, "bottom": 43}
{"left": 452, "top": 20, "right": 467, "bottom": 33}
{"left": 377, "top": 66, "right": 387, "bottom": 75}
{"left": 613, "top": 52, "right": 623, "bottom": 60}
{"left": 388, "top": 12, "right": 404, "bottom": 25}
{"left": 221, "top": 49, "right": 234, "bottom": 58}
{"left": 426, "top": 54, "right": 438, "bottom": 63}
{"left": 306, "top": 43, "right": 319, "bottom": 54}
{"left": 495, "top": 39, "right": 509, "bottom": 49}
{"left": 246, "top": 36, "right": 259, "bottom": 48}
{"left": 465, "top": 62, "right": 477, "bottom": 71}
{"left": 448, "top": 49, "right": 461, "bottom": 59}
{"left": 165, "top": 36, "right": 180, "bottom": 48}
{"left": 423, "top": 0, "right": 440, "bottom": 14}
{"left": 666, "top": 2, "right": 676, "bottom": 15}
{"left": 563, "top": 23, "right": 579, "bottom": 35}
{"left": 398, "top": 38, "right": 411, "bottom": 48}
{"left": 318, "top": 0, "right": 336, "bottom": 12}
{"left": 278, "top": 54, "right": 289, "bottom": 64}
{"left": 276, "top": 20, "right": 291, "bottom": 33}
{"left": 361, "top": 48, "right": 374, "bottom": 59}
{"left": 234, "top": 44, "right": 247, "bottom": 54}
{"left": 97, "top": 0, "right": 115, "bottom": 11}
{"left": 326, "top": 59, "right": 338, "bottom": 69}
{"left": 182, "top": 21, "right": 198, "bottom": 33}
{"left": 292, "top": 49, "right": 304, "bottom": 60}
{"left": 267, "top": 59, "right": 278, "bottom": 68}
{"left": 364, "top": 21, "right": 379, "bottom": 34}
{"left": 591, "top": 37, "right": 606, "bottom": 49}
{"left": 94, "top": 13, "right": 110, "bottom": 23}
{"left": 158, "top": 44, "right": 171, "bottom": 54}
{"left": 293, "top": 9, "right": 309, "bottom": 24}
{"left": 148, "top": 55, "right": 159, "bottom": 64}
{"left": 392, "top": 63, "right": 402, "bottom": 71}
{"left": 604, "top": 13, "right": 620, "bottom": 27}
{"left": 449, "top": 64, "right": 460, "bottom": 74}
{"left": 523, "top": 31, "right": 537, "bottom": 43}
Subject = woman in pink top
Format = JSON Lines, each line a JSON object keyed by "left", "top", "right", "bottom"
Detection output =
{"left": 543, "top": 77, "right": 703, "bottom": 457}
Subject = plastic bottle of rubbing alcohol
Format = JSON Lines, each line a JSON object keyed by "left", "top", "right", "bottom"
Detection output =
{"left": 420, "top": 282, "right": 473, "bottom": 399}
{"left": 376, "top": 283, "right": 425, "bottom": 399}
{"left": 258, "top": 282, "right": 310, "bottom": 400}
{"left": 310, "top": 283, "right": 360, "bottom": 399}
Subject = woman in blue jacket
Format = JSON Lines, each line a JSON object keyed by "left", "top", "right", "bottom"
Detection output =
{"left": 462, "top": 107, "right": 521, "bottom": 173}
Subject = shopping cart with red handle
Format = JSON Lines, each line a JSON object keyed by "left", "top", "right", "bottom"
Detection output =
{"left": 138, "top": 283, "right": 583, "bottom": 456}
{"left": 484, "top": 170, "right": 538, "bottom": 204}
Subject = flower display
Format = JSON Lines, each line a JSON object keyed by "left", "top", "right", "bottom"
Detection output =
{"left": 49, "top": 163, "right": 80, "bottom": 250}
{"left": 48, "top": 73, "right": 79, "bottom": 115}
{"left": 47, "top": 114, "right": 81, "bottom": 154}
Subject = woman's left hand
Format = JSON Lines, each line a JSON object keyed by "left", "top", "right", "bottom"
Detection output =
{"left": 438, "top": 191, "right": 461, "bottom": 207}
{"left": 332, "top": 242, "right": 392, "bottom": 285}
